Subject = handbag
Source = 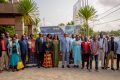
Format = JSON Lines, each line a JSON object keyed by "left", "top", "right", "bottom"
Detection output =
{"left": 17, "top": 57, "right": 24, "bottom": 70}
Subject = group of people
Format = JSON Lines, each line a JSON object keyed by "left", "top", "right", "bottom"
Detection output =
{"left": 0, "top": 32, "right": 120, "bottom": 73}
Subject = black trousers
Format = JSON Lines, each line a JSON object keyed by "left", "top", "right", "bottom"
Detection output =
{"left": 90, "top": 54, "right": 99, "bottom": 70}
{"left": 21, "top": 53, "right": 26, "bottom": 67}
{"left": 117, "top": 54, "right": 120, "bottom": 69}
{"left": 82, "top": 53, "right": 90, "bottom": 69}
{"left": 37, "top": 52, "right": 44, "bottom": 67}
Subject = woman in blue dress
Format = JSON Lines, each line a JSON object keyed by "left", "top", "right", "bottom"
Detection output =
{"left": 8, "top": 36, "right": 20, "bottom": 72}
{"left": 72, "top": 35, "right": 82, "bottom": 68}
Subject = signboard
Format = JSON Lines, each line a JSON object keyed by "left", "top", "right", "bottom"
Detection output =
{"left": 40, "top": 26, "right": 64, "bottom": 38}
{"left": 65, "top": 25, "right": 75, "bottom": 34}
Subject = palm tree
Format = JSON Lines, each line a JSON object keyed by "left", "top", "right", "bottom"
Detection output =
{"left": 77, "top": 5, "right": 96, "bottom": 36}
{"left": 33, "top": 18, "right": 40, "bottom": 33}
{"left": 0, "top": 0, "right": 7, "bottom": 3}
{"left": 17, "top": 0, "right": 39, "bottom": 34}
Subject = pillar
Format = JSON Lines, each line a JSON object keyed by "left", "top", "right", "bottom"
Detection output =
{"left": 28, "top": 25, "right": 33, "bottom": 35}
{"left": 15, "top": 16, "right": 24, "bottom": 38}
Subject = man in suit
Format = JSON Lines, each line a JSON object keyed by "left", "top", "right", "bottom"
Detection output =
{"left": 60, "top": 33, "right": 71, "bottom": 68}
{"left": 35, "top": 33, "right": 44, "bottom": 68}
{"left": 105, "top": 36, "right": 117, "bottom": 70}
{"left": 19, "top": 35, "right": 28, "bottom": 68}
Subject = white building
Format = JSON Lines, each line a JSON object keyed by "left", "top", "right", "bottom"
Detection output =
{"left": 73, "top": 0, "right": 88, "bottom": 25}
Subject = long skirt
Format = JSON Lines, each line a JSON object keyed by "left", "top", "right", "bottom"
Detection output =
{"left": 10, "top": 53, "right": 19, "bottom": 66}
{"left": 28, "top": 49, "right": 37, "bottom": 66}
{"left": 43, "top": 52, "right": 52, "bottom": 68}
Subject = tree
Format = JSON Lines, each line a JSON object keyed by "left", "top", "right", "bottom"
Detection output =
{"left": 0, "top": 26, "right": 15, "bottom": 37}
{"left": 33, "top": 18, "right": 40, "bottom": 38}
{"left": 17, "top": 0, "right": 39, "bottom": 29}
{"left": 58, "top": 23, "right": 65, "bottom": 26}
{"left": 67, "top": 21, "right": 74, "bottom": 25}
{"left": 77, "top": 5, "right": 96, "bottom": 36}
{"left": 0, "top": 0, "right": 8, "bottom": 3}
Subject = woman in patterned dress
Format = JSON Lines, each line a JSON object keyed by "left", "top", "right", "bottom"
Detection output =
{"left": 43, "top": 37, "right": 53, "bottom": 68}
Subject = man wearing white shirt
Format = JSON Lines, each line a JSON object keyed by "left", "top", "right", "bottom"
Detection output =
{"left": 98, "top": 33, "right": 106, "bottom": 69}
{"left": 116, "top": 37, "right": 120, "bottom": 70}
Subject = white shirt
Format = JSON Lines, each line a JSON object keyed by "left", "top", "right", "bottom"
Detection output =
{"left": 99, "top": 38, "right": 104, "bottom": 48}
{"left": 117, "top": 40, "right": 120, "bottom": 54}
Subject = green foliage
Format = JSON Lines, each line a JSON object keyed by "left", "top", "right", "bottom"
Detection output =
{"left": 96, "top": 30, "right": 120, "bottom": 37}
{"left": 77, "top": 5, "right": 96, "bottom": 36}
{"left": 67, "top": 21, "right": 74, "bottom": 25}
{"left": 80, "top": 23, "right": 93, "bottom": 36}
{"left": 17, "top": 0, "right": 38, "bottom": 25}
{"left": 33, "top": 18, "right": 40, "bottom": 33}
{"left": 0, "top": 26, "right": 15, "bottom": 37}
{"left": 58, "top": 23, "right": 65, "bottom": 26}
{"left": 0, "top": 0, "right": 8, "bottom": 3}
{"left": 24, "top": 26, "right": 28, "bottom": 34}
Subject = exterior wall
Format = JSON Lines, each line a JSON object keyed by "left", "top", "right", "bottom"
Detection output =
{"left": 0, "top": 2, "right": 24, "bottom": 38}
{"left": 0, "top": 18, "right": 15, "bottom": 25}
{"left": 0, "top": 3, "right": 20, "bottom": 14}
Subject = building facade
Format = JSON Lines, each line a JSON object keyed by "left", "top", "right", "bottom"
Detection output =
{"left": 9, "top": 0, "right": 20, "bottom": 3}
{"left": 73, "top": 0, "right": 88, "bottom": 25}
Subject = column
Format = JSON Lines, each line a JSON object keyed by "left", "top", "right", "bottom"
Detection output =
{"left": 28, "top": 25, "right": 33, "bottom": 35}
{"left": 15, "top": 16, "right": 24, "bottom": 38}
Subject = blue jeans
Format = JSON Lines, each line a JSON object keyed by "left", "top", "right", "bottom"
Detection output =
{"left": 62, "top": 50, "right": 70, "bottom": 66}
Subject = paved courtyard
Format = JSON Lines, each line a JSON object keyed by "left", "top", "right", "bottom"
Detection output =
{"left": 0, "top": 66, "right": 120, "bottom": 80}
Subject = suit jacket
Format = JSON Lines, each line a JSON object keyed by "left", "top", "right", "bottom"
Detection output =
{"left": 19, "top": 39, "right": 28, "bottom": 54}
{"left": 60, "top": 37, "right": 70, "bottom": 53}
{"left": 35, "top": 37, "right": 43, "bottom": 53}
{"left": 108, "top": 40, "right": 117, "bottom": 54}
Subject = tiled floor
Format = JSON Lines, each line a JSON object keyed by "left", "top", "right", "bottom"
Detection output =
{"left": 0, "top": 67, "right": 120, "bottom": 80}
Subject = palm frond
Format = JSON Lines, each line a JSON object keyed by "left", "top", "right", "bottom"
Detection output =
{"left": 78, "top": 5, "right": 96, "bottom": 21}
{"left": 17, "top": 0, "right": 38, "bottom": 25}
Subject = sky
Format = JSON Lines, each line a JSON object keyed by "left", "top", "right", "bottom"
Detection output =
{"left": 35, "top": 0, "right": 120, "bottom": 31}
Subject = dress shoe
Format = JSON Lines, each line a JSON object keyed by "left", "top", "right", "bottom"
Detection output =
{"left": 62, "top": 65, "right": 64, "bottom": 68}
{"left": 116, "top": 68, "right": 119, "bottom": 70}
{"left": 111, "top": 68, "right": 115, "bottom": 71}
{"left": 101, "top": 67, "right": 104, "bottom": 69}
{"left": 67, "top": 65, "right": 70, "bottom": 68}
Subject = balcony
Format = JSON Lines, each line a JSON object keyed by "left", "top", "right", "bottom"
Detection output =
{"left": 0, "top": 3, "right": 22, "bottom": 16}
